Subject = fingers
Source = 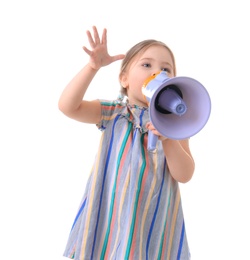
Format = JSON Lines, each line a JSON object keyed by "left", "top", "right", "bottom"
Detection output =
{"left": 146, "top": 122, "right": 168, "bottom": 141}
{"left": 146, "top": 122, "right": 160, "bottom": 135}
{"left": 146, "top": 122, "right": 154, "bottom": 131}
{"left": 101, "top": 28, "right": 107, "bottom": 45}
{"left": 82, "top": 26, "right": 125, "bottom": 67}
{"left": 85, "top": 26, "right": 106, "bottom": 49}
{"left": 86, "top": 29, "right": 96, "bottom": 49}
{"left": 82, "top": 46, "right": 92, "bottom": 56}
{"left": 111, "top": 54, "right": 126, "bottom": 62}
{"left": 92, "top": 26, "right": 100, "bottom": 44}
{"left": 146, "top": 122, "right": 158, "bottom": 135}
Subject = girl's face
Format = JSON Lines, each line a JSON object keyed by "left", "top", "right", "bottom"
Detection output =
{"left": 120, "top": 45, "right": 175, "bottom": 107}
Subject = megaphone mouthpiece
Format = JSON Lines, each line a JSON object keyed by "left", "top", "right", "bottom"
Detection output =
{"left": 155, "top": 85, "right": 187, "bottom": 116}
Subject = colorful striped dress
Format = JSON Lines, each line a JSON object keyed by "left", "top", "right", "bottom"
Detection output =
{"left": 63, "top": 100, "right": 191, "bottom": 260}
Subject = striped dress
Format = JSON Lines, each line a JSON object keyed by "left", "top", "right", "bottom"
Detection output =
{"left": 63, "top": 100, "right": 191, "bottom": 260}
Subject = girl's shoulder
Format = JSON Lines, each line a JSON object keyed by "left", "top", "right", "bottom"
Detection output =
{"left": 97, "top": 99, "right": 149, "bottom": 131}
{"left": 99, "top": 99, "right": 127, "bottom": 109}
{"left": 99, "top": 99, "right": 148, "bottom": 116}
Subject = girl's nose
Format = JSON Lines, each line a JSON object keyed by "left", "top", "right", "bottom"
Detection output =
{"left": 151, "top": 71, "right": 162, "bottom": 78}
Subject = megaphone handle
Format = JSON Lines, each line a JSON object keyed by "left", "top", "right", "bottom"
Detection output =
{"left": 147, "top": 131, "right": 158, "bottom": 151}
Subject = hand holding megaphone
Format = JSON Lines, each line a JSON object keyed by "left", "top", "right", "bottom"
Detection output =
{"left": 142, "top": 71, "right": 211, "bottom": 151}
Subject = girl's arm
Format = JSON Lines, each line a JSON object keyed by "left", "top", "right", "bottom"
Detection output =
{"left": 161, "top": 139, "right": 195, "bottom": 183}
{"left": 146, "top": 123, "right": 195, "bottom": 183}
{"left": 58, "top": 64, "right": 101, "bottom": 123}
{"left": 58, "top": 26, "right": 125, "bottom": 124}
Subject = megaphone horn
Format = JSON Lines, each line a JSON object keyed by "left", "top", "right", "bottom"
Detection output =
{"left": 142, "top": 71, "right": 211, "bottom": 151}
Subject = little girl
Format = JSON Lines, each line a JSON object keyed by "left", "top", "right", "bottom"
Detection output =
{"left": 59, "top": 26, "right": 195, "bottom": 260}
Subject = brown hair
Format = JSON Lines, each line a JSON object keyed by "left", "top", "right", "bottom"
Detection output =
{"left": 119, "top": 39, "right": 176, "bottom": 97}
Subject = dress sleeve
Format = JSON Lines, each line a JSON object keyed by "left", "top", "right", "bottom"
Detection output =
{"left": 96, "top": 100, "right": 127, "bottom": 131}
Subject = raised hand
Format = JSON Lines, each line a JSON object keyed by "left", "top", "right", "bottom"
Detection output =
{"left": 82, "top": 26, "right": 125, "bottom": 70}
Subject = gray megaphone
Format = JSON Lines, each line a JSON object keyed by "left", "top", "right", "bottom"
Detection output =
{"left": 142, "top": 71, "right": 211, "bottom": 151}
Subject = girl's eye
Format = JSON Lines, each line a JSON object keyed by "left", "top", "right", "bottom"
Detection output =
{"left": 143, "top": 63, "right": 151, "bottom": 68}
{"left": 161, "top": 68, "right": 171, "bottom": 72}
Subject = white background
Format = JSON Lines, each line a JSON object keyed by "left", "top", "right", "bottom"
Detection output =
{"left": 1, "top": 0, "right": 250, "bottom": 259}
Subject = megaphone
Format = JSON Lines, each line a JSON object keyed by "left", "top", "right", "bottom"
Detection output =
{"left": 142, "top": 71, "right": 211, "bottom": 151}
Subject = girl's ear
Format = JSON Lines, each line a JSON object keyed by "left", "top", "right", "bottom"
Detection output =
{"left": 119, "top": 72, "right": 128, "bottom": 89}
